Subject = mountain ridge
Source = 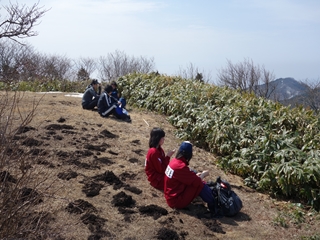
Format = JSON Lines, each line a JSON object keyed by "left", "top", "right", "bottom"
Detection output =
{"left": 257, "top": 77, "right": 308, "bottom": 101}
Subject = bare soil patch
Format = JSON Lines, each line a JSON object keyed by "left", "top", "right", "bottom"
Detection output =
{"left": 5, "top": 91, "right": 319, "bottom": 240}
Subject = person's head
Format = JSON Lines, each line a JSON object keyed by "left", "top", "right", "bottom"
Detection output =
{"left": 176, "top": 141, "right": 193, "bottom": 164}
{"left": 91, "top": 79, "right": 100, "bottom": 90}
{"left": 104, "top": 85, "right": 113, "bottom": 95}
{"left": 111, "top": 81, "right": 117, "bottom": 89}
{"left": 149, "top": 127, "right": 165, "bottom": 148}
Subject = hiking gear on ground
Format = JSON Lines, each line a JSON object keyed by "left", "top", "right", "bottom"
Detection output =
{"left": 208, "top": 176, "right": 243, "bottom": 217}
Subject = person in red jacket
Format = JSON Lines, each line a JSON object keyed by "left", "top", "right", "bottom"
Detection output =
{"left": 164, "top": 141, "right": 216, "bottom": 214}
{"left": 145, "top": 128, "right": 176, "bottom": 190}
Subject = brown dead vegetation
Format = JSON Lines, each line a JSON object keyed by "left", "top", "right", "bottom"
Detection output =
{"left": 0, "top": 91, "right": 319, "bottom": 240}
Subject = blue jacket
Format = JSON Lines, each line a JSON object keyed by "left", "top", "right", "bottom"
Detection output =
{"left": 111, "top": 89, "right": 119, "bottom": 100}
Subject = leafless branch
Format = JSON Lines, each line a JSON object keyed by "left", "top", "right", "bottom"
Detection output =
{"left": 97, "top": 50, "right": 155, "bottom": 82}
{"left": 217, "top": 58, "right": 276, "bottom": 98}
{"left": 0, "top": 1, "right": 49, "bottom": 43}
{"left": 177, "top": 62, "right": 212, "bottom": 83}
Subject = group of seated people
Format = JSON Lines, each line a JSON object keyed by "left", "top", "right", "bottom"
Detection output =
{"left": 82, "top": 79, "right": 131, "bottom": 123}
{"left": 82, "top": 80, "right": 220, "bottom": 214}
{"left": 145, "top": 127, "right": 217, "bottom": 215}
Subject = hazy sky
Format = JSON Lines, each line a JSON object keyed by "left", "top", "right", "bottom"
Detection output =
{"left": 2, "top": 0, "right": 320, "bottom": 82}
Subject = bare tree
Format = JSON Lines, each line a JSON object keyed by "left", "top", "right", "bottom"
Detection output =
{"left": 217, "top": 58, "right": 276, "bottom": 99}
{"left": 16, "top": 43, "right": 42, "bottom": 81}
{"left": 253, "top": 68, "right": 278, "bottom": 100}
{"left": 76, "top": 67, "right": 89, "bottom": 81}
{"left": 0, "top": 40, "right": 50, "bottom": 82}
{"left": 299, "top": 79, "right": 320, "bottom": 113}
{"left": 137, "top": 55, "right": 155, "bottom": 73}
{"left": 0, "top": 1, "right": 49, "bottom": 43}
{"left": 38, "top": 54, "right": 73, "bottom": 81}
{"left": 74, "top": 57, "right": 96, "bottom": 81}
{"left": 177, "top": 62, "right": 212, "bottom": 83}
{"left": 0, "top": 40, "right": 21, "bottom": 81}
{"left": 0, "top": 40, "right": 30, "bottom": 81}
{"left": 97, "top": 50, "right": 155, "bottom": 82}
{"left": 0, "top": 40, "right": 75, "bottom": 84}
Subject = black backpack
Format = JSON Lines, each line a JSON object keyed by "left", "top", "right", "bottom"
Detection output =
{"left": 209, "top": 177, "right": 243, "bottom": 217}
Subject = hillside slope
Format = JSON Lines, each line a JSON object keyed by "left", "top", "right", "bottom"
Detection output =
{"left": 3, "top": 91, "right": 319, "bottom": 240}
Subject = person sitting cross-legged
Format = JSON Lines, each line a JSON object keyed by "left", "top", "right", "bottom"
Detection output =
{"left": 82, "top": 79, "right": 101, "bottom": 110}
{"left": 97, "top": 85, "right": 131, "bottom": 122}
{"left": 145, "top": 127, "right": 175, "bottom": 190}
{"left": 110, "top": 80, "right": 126, "bottom": 109}
{"left": 164, "top": 141, "right": 218, "bottom": 216}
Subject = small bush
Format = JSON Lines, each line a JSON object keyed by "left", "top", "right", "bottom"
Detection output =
{"left": 0, "top": 91, "right": 55, "bottom": 238}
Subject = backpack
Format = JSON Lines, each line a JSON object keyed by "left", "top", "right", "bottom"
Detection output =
{"left": 209, "top": 177, "right": 243, "bottom": 217}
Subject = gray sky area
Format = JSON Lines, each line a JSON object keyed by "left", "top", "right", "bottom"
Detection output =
{"left": 2, "top": 0, "right": 320, "bottom": 82}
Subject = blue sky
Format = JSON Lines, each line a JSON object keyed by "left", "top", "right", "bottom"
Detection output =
{"left": 2, "top": 0, "right": 320, "bottom": 82}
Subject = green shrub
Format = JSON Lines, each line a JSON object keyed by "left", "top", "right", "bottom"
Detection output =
{"left": 0, "top": 78, "right": 90, "bottom": 93}
{"left": 118, "top": 72, "right": 320, "bottom": 210}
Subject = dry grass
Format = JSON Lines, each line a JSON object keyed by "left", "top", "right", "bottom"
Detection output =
{"left": 0, "top": 90, "right": 319, "bottom": 240}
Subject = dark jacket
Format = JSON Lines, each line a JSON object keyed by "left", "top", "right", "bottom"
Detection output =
{"left": 82, "top": 85, "right": 99, "bottom": 108}
{"left": 111, "top": 88, "right": 119, "bottom": 100}
{"left": 97, "top": 92, "right": 118, "bottom": 117}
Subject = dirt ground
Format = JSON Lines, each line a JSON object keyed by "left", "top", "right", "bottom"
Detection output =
{"left": 5, "top": 91, "right": 320, "bottom": 240}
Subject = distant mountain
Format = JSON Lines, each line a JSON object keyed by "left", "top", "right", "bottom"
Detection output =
{"left": 255, "top": 77, "right": 320, "bottom": 111}
{"left": 258, "top": 77, "right": 308, "bottom": 101}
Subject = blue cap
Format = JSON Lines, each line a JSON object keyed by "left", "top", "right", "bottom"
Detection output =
{"left": 179, "top": 141, "right": 192, "bottom": 155}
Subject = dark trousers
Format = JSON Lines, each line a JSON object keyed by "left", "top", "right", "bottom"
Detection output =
{"left": 199, "top": 184, "right": 215, "bottom": 211}
{"left": 82, "top": 98, "right": 98, "bottom": 110}
{"left": 100, "top": 106, "right": 123, "bottom": 119}
{"left": 199, "top": 184, "right": 224, "bottom": 217}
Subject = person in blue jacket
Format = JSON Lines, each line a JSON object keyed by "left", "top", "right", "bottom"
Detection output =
{"left": 111, "top": 81, "right": 126, "bottom": 109}
{"left": 98, "top": 85, "right": 131, "bottom": 122}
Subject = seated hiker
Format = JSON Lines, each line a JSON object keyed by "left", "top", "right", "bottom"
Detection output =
{"left": 164, "top": 141, "right": 217, "bottom": 215}
{"left": 111, "top": 81, "right": 126, "bottom": 109}
{"left": 145, "top": 128, "right": 175, "bottom": 190}
{"left": 97, "top": 85, "right": 131, "bottom": 122}
{"left": 82, "top": 79, "right": 101, "bottom": 110}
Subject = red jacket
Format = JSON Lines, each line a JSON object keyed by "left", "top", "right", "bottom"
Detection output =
{"left": 164, "top": 157, "right": 204, "bottom": 209}
{"left": 145, "top": 147, "right": 170, "bottom": 190}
